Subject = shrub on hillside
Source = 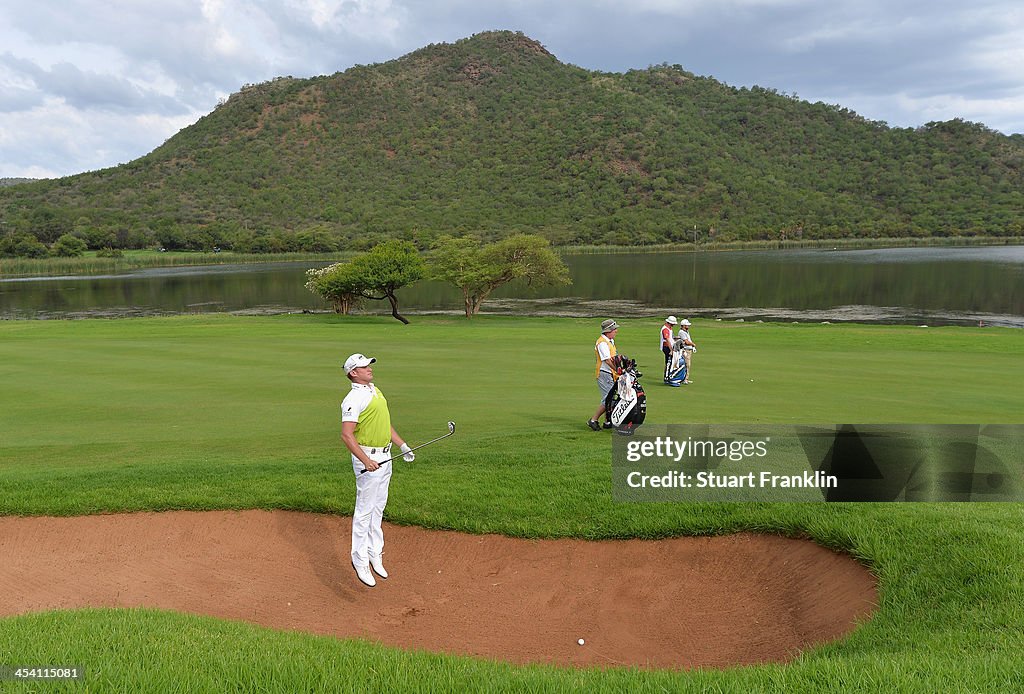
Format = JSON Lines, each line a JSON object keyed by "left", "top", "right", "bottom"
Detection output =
{"left": 0, "top": 233, "right": 49, "bottom": 258}
{"left": 51, "top": 234, "right": 88, "bottom": 257}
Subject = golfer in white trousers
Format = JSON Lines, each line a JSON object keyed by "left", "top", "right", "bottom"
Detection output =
{"left": 340, "top": 353, "right": 415, "bottom": 587}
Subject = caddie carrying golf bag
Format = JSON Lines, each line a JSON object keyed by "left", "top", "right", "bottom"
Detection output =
{"left": 665, "top": 338, "right": 688, "bottom": 387}
{"left": 604, "top": 354, "right": 647, "bottom": 436}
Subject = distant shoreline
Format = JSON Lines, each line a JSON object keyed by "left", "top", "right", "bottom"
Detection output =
{"left": 559, "top": 235, "right": 1024, "bottom": 255}
{"left": 2, "top": 235, "right": 1022, "bottom": 279}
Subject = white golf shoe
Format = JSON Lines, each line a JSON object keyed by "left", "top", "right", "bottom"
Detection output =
{"left": 369, "top": 554, "right": 388, "bottom": 579}
{"left": 353, "top": 563, "right": 376, "bottom": 587}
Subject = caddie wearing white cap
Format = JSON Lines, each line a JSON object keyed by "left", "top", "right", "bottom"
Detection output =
{"left": 676, "top": 319, "right": 697, "bottom": 384}
{"left": 340, "top": 353, "right": 415, "bottom": 587}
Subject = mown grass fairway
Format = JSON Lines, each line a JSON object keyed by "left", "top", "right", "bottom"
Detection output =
{"left": 2, "top": 314, "right": 1023, "bottom": 691}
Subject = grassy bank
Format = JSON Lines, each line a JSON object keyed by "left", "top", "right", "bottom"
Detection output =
{"left": 1, "top": 315, "right": 1022, "bottom": 691}
{"left": 0, "top": 250, "right": 349, "bottom": 279}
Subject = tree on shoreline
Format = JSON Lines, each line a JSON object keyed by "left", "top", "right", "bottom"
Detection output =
{"left": 429, "top": 234, "right": 570, "bottom": 317}
{"left": 306, "top": 239, "right": 424, "bottom": 323}
{"left": 305, "top": 262, "right": 364, "bottom": 314}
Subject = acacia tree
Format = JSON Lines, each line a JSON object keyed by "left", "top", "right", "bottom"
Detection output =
{"left": 429, "top": 234, "right": 570, "bottom": 317}
{"left": 305, "top": 239, "right": 424, "bottom": 323}
{"left": 353, "top": 239, "right": 425, "bottom": 324}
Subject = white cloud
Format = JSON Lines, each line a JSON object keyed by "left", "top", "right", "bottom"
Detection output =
{"left": 296, "top": 0, "right": 405, "bottom": 36}
{"left": 0, "top": 100, "right": 202, "bottom": 178}
{"left": 965, "top": 21, "right": 1024, "bottom": 86}
{"left": 0, "top": 0, "right": 1022, "bottom": 178}
{"left": 896, "top": 92, "right": 1024, "bottom": 132}
{"left": 780, "top": 20, "right": 880, "bottom": 53}
{"left": 594, "top": 0, "right": 805, "bottom": 14}
{"left": 1, "top": 54, "right": 189, "bottom": 114}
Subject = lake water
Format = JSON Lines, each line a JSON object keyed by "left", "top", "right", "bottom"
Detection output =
{"left": 2, "top": 246, "right": 1023, "bottom": 327}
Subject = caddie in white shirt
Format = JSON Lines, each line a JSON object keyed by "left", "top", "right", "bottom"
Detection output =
{"left": 340, "top": 353, "right": 415, "bottom": 587}
{"left": 676, "top": 319, "right": 697, "bottom": 384}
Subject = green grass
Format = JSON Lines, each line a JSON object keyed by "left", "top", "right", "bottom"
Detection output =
{"left": 1, "top": 315, "right": 1023, "bottom": 692}
{"left": 0, "top": 250, "right": 350, "bottom": 279}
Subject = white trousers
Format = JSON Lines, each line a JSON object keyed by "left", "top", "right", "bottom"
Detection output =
{"left": 351, "top": 447, "right": 393, "bottom": 568}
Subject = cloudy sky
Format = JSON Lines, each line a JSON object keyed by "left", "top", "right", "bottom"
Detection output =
{"left": 2, "top": 0, "right": 1022, "bottom": 179}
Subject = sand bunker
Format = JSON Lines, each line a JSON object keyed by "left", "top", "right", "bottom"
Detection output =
{"left": 0, "top": 510, "right": 876, "bottom": 669}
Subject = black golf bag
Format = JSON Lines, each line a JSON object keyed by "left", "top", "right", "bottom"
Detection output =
{"left": 604, "top": 355, "right": 647, "bottom": 436}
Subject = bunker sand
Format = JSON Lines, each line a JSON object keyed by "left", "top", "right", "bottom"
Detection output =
{"left": 0, "top": 510, "right": 876, "bottom": 669}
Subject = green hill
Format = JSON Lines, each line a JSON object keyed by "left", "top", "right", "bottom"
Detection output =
{"left": 2, "top": 30, "right": 1023, "bottom": 253}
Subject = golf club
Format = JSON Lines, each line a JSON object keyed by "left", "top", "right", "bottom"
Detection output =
{"left": 359, "top": 421, "right": 456, "bottom": 474}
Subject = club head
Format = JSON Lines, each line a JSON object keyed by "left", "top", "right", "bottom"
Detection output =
{"left": 447, "top": 421, "right": 456, "bottom": 435}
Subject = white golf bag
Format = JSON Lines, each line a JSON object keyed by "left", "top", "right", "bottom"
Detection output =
{"left": 665, "top": 339, "right": 688, "bottom": 386}
{"left": 605, "top": 355, "right": 646, "bottom": 436}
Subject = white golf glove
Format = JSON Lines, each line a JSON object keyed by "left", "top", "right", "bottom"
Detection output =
{"left": 400, "top": 443, "right": 415, "bottom": 462}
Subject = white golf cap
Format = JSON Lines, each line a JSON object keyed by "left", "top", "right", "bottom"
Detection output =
{"left": 680, "top": 319, "right": 691, "bottom": 326}
{"left": 666, "top": 315, "right": 677, "bottom": 325}
{"left": 343, "top": 353, "right": 376, "bottom": 374}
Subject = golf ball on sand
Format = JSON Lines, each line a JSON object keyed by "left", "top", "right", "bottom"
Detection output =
{"left": 578, "top": 638, "right": 585, "bottom": 646}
